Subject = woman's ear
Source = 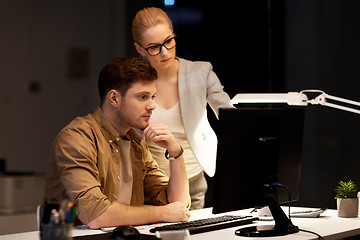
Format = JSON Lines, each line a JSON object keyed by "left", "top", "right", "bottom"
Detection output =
{"left": 134, "top": 42, "right": 147, "bottom": 57}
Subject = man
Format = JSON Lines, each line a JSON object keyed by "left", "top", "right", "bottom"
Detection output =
{"left": 45, "top": 57, "right": 190, "bottom": 229}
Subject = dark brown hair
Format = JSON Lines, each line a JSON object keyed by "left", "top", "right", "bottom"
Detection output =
{"left": 98, "top": 57, "right": 157, "bottom": 103}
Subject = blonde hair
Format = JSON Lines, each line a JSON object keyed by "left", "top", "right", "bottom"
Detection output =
{"left": 132, "top": 7, "right": 174, "bottom": 45}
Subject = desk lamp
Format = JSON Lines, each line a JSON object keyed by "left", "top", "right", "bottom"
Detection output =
{"left": 232, "top": 89, "right": 360, "bottom": 115}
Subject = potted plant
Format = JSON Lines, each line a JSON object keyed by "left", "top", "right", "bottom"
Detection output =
{"left": 335, "top": 180, "right": 359, "bottom": 218}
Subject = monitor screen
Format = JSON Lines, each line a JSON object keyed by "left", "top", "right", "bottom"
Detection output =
{"left": 212, "top": 106, "right": 305, "bottom": 236}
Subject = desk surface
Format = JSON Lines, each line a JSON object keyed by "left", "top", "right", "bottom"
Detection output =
{"left": 1, "top": 207, "right": 360, "bottom": 240}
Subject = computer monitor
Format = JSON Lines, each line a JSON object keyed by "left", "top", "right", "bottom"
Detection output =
{"left": 212, "top": 106, "right": 305, "bottom": 237}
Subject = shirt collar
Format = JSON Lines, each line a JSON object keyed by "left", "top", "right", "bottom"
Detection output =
{"left": 92, "top": 106, "right": 143, "bottom": 145}
{"left": 126, "top": 128, "right": 143, "bottom": 145}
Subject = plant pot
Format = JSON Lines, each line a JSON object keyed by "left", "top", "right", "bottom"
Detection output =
{"left": 337, "top": 198, "right": 359, "bottom": 218}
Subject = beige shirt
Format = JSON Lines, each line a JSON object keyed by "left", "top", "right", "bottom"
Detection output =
{"left": 117, "top": 139, "right": 133, "bottom": 205}
{"left": 146, "top": 101, "right": 202, "bottom": 179}
{"left": 45, "top": 107, "right": 170, "bottom": 224}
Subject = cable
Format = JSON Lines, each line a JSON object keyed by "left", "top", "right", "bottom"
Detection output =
{"left": 285, "top": 187, "right": 291, "bottom": 219}
{"left": 299, "top": 229, "right": 324, "bottom": 240}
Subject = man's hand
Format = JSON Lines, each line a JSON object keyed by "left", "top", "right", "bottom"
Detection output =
{"left": 142, "top": 123, "right": 181, "bottom": 155}
{"left": 161, "top": 202, "right": 191, "bottom": 222}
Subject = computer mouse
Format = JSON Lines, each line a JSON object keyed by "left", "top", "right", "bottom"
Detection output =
{"left": 112, "top": 225, "right": 141, "bottom": 239}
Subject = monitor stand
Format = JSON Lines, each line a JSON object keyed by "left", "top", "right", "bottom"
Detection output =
{"left": 235, "top": 196, "right": 299, "bottom": 237}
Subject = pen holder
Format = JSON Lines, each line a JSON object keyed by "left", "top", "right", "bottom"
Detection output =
{"left": 40, "top": 223, "right": 73, "bottom": 240}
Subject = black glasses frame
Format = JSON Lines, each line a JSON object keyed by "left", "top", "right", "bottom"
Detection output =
{"left": 143, "top": 37, "right": 176, "bottom": 56}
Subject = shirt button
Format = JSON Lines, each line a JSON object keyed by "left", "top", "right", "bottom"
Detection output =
{"left": 116, "top": 137, "right": 120, "bottom": 141}
{"left": 115, "top": 149, "right": 119, "bottom": 153}
{"left": 109, "top": 140, "right": 112, "bottom": 143}
{"left": 117, "top": 176, "right": 120, "bottom": 180}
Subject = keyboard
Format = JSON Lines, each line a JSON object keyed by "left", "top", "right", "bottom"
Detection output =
{"left": 149, "top": 215, "right": 259, "bottom": 235}
{"left": 290, "top": 208, "right": 327, "bottom": 218}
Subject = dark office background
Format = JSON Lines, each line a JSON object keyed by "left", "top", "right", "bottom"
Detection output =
{"left": 0, "top": 0, "right": 359, "bottom": 210}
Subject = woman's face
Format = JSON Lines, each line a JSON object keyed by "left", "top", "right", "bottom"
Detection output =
{"left": 136, "top": 23, "right": 177, "bottom": 71}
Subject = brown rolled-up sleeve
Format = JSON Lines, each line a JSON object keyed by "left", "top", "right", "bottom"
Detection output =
{"left": 52, "top": 127, "right": 111, "bottom": 224}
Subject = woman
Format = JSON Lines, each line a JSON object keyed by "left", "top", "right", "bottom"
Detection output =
{"left": 132, "top": 7, "right": 233, "bottom": 209}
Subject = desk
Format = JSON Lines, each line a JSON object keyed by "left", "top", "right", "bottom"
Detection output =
{"left": 186, "top": 208, "right": 360, "bottom": 240}
{"left": 1, "top": 207, "right": 360, "bottom": 240}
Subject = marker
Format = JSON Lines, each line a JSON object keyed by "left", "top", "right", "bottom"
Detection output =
{"left": 65, "top": 202, "right": 77, "bottom": 223}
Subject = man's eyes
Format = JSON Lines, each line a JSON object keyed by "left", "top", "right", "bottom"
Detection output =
{"left": 138, "top": 95, "right": 155, "bottom": 100}
{"left": 138, "top": 95, "right": 148, "bottom": 100}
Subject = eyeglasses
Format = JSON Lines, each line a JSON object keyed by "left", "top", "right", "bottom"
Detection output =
{"left": 143, "top": 37, "right": 176, "bottom": 56}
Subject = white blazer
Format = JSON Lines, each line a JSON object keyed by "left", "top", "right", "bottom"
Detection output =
{"left": 177, "top": 58, "right": 233, "bottom": 177}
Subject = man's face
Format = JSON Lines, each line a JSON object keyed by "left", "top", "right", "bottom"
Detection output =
{"left": 116, "top": 81, "right": 156, "bottom": 130}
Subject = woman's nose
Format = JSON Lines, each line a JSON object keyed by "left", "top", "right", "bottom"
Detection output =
{"left": 160, "top": 45, "right": 168, "bottom": 56}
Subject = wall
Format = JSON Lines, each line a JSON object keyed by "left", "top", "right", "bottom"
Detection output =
{"left": 285, "top": 0, "right": 360, "bottom": 208}
{"left": 0, "top": 0, "right": 127, "bottom": 173}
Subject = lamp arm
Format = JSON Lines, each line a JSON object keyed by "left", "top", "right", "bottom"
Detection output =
{"left": 231, "top": 89, "right": 360, "bottom": 115}
{"left": 303, "top": 90, "right": 360, "bottom": 115}
{"left": 324, "top": 94, "right": 360, "bottom": 107}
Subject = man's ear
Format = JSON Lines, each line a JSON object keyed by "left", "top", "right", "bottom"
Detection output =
{"left": 108, "top": 89, "right": 121, "bottom": 107}
{"left": 134, "top": 42, "right": 147, "bottom": 57}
